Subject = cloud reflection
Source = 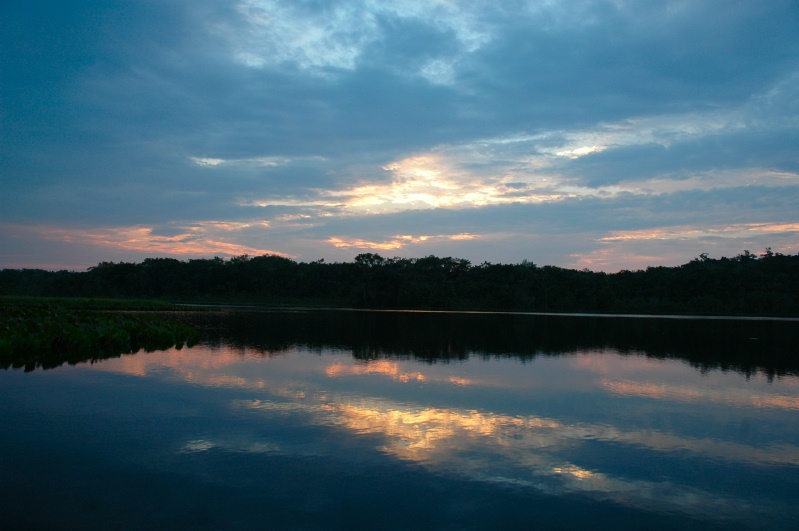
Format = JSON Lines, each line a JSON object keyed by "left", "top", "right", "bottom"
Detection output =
{"left": 603, "top": 379, "right": 799, "bottom": 411}
{"left": 92, "top": 345, "right": 798, "bottom": 520}
{"left": 242, "top": 394, "right": 781, "bottom": 519}
{"left": 326, "top": 360, "right": 426, "bottom": 382}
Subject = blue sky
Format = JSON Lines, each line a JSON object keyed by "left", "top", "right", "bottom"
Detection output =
{"left": 2, "top": 0, "right": 798, "bottom": 271}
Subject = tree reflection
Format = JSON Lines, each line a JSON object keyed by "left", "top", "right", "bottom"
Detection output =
{"left": 7, "top": 307, "right": 795, "bottom": 377}
{"left": 179, "top": 310, "right": 799, "bottom": 379}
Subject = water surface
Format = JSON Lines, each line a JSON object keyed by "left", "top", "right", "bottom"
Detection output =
{"left": 2, "top": 310, "right": 798, "bottom": 530}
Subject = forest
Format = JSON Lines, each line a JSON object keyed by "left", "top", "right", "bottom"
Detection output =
{"left": 1, "top": 249, "right": 798, "bottom": 317}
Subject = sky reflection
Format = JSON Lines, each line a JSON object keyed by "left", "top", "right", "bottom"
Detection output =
{"left": 86, "top": 342, "right": 799, "bottom": 522}
{"left": 602, "top": 378, "right": 799, "bottom": 411}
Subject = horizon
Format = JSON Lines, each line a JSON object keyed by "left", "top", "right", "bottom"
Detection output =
{"left": 2, "top": 247, "right": 784, "bottom": 275}
{"left": 2, "top": 1, "right": 798, "bottom": 272}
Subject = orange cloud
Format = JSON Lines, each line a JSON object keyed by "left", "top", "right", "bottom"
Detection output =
{"left": 600, "top": 222, "right": 799, "bottom": 243}
{"left": 326, "top": 237, "right": 406, "bottom": 251}
{"left": 27, "top": 222, "right": 288, "bottom": 258}
{"left": 326, "top": 233, "right": 481, "bottom": 251}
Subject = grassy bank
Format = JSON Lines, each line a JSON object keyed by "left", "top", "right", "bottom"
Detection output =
{"left": 0, "top": 297, "right": 200, "bottom": 371}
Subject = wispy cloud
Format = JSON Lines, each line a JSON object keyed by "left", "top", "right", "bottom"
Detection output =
{"left": 12, "top": 223, "right": 287, "bottom": 260}
{"left": 600, "top": 222, "right": 799, "bottom": 243}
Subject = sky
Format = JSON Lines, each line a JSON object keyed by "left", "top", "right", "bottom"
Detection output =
{"left": 2, "top": 0, "right": 798, "bottom": 272}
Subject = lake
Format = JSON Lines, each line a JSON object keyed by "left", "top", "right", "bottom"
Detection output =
{"left": 2, "top": 309, "right": 798, "bottom": 530}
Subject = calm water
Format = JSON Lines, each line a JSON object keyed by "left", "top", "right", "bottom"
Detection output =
{"left": 2, "top": 310, "right": 798, "bottom": 530}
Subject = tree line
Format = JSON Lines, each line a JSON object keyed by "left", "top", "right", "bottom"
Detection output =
{"left": 1, "top": 249, "right": 798, "bottom": 316}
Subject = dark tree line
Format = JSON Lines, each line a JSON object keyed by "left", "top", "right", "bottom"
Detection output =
{"left": 178, "top": 310, "right": 799, "bottom": 378}
{"left": 2, "top": 249, "right": 798, "bottom": 316}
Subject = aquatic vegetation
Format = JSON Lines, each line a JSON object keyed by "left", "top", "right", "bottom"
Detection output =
{"left": 0, "top": 303, "right": 199, "bottom": 371}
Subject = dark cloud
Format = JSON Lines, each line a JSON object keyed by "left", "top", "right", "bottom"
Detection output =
{"left": 462, "top": 1, "right": 799, "bottom": 128}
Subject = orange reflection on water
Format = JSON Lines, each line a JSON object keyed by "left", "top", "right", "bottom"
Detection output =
{"left": 571, "top": 352, "right": 668, "bottom": 375}
{"left": 92, "top": 347, "right": 799, "bottom": 476}
{"left": 325, "top": 360, "right": 426, "bottom": 382}
{"left": 92, "top": 345, "right": 293, "bottom": 391}
{"left": 205, "top": 374, "right": 262, "bottom": 389}
{"left": 316, "top": 394, "right": 799, "bottom": 470}
{"left": 329, "top": 400, "right": 563, "bottom": 458}
{"left": 308, "top": 397, "right": 796, "bottom": 517}
{"left": 92, "top": 347, "right": 248, "bottom": 377}
{"left": 603, "top": 379, "right": 799, "bottom": 410}
{"left": 552, "top": 464, "right": 597, "bottom": 480}
{"left": 65, "top": 342, "right": 799, "bottom": 523}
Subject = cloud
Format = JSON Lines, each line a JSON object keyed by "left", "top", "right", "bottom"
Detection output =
{"left": 327, "top": 233, "right": 477, "bottom": 252}
{"left": 1, "top": 0, "right": 798, "bottom": 271}
{"left": 0, "top": 222, "right": 287, "bottom": 269}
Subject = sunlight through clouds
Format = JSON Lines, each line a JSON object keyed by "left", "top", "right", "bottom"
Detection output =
{"left": 327, "top": 237, "right": 404, "bottom": 251}
{"left": 242, "top": 154, "right": 799, "bottom": 222}
{"left": 327, "top": 233, "right": 476, "bottom": 251}
{"left": 281, "top": 106, "right": 799, "bottom": 221}
{"left": 318, "top": 153, "right": 566, "bottom": 214}
{"left": 305, "top": 138, "right": 799, "bottom": 220}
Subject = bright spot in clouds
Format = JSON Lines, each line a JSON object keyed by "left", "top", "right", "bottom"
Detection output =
{"left": 327, "top": 233, "right": 476, "bottom": 251}
{"left": 556, "top": 146, "right": 605, "bottom": 159}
